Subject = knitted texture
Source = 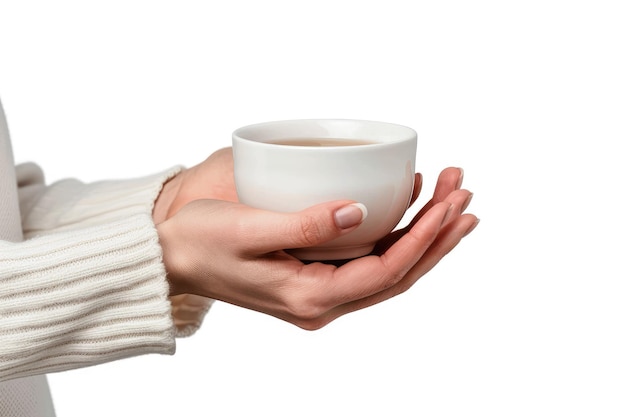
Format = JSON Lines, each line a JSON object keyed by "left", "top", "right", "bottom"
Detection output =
{"left": 1, "top": 160, "right": 188, "bottom": 382}
{"left": 1, "top": 98, "right": 214, "bottom": 415}
{"left": 0, "top": 213, "right": 176, "bottom": 382}
{"left": 15, "top": 162, "right": 215, "bottom": 338}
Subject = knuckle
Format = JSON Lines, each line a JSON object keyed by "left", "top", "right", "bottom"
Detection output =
{"left": 283, "top": 294, "right": 328, "bottom": 328}
{"left": 297, "top": 215, "right": 325, "bottom": 247}
{"left": 288, "top": 302, "right": 324, "bottom": 322}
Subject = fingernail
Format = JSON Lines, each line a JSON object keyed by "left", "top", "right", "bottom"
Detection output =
{"left": 460, "top": 192, "right": 474, "bottom": 213}
{"left": 334, "top": 203, "right": 368, "bottom": 229}
{"left": 455, "top": 168, "right": 464, "bottom": 190}
{"left": 463, "top": 218, "right": 480, "bottom": 237}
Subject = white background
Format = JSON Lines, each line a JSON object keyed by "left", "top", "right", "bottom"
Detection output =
{"left": 1, "top": 1, "right": 625, "bottom": 416}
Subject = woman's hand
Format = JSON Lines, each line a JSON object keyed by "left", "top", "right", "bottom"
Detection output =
{"left": 153, "top": 147, "right": 238, "bottom": 223}
{"left": 154, "top": 148, "right": 478, "bottom": 330}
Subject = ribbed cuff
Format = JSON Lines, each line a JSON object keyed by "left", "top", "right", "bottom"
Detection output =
{"left": 0, "top": 214, "right": 175, "bottom": 382}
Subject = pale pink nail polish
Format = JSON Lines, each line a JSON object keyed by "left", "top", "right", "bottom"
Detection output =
{"left": 334, "top": 203, "right": 368, "bottom": 229}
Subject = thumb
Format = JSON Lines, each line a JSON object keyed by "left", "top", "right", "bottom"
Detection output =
{"left": 242, "top": 200, "right": 368, "bottom": 254}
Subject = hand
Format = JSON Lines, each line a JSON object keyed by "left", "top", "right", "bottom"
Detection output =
{"left": 153, "top": 147, "right": 238, "bottom": 223}
{"left": 155, "top": 148, "right": 478, "bottom": 330}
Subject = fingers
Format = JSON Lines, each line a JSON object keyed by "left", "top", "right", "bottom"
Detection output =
{"left": 407, "top": 173, "right": 423, "bottom": 208}
{"left": 435, "top": 167, "right": 464, "bottom": 201}
{"left": 379, "top": 201, "right": 458, "bottom": 280}
{"left": 413, "top": 167, "right": 464, "bottom": 218}
{"left": 318, "top": 201, "right": 454, "bottom": 305}
{"left": 374, "top": 187, "right": 472, "bottom": 255}
{"left": 292, "top": 188, "right": 478, "bottom": 328}
{"left": 237, "top": 200, "right": 367, "bottom": 254}
{"left": 376, "top": 188, "right": 472, "bottom": 273}
{"left": 330, "top": 212, "right": 479, "bottom": 320}
{"left": 405, "top": 213, "right": 479, "bottom": 281}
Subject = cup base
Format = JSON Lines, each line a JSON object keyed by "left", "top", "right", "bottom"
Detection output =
{"left": 288, "top": 243, "right": 375, "bottom": 261}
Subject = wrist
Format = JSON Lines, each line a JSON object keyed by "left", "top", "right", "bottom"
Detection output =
{"left": 153, "top": 170, "right": 184, "bottom": 224}
{"left": 157, "top": 219, "right": 186, "bottom": 296}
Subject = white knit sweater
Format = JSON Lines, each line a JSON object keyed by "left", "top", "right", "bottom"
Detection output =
{"left": 0, "top": 99, "right": 213, "bottom": 415}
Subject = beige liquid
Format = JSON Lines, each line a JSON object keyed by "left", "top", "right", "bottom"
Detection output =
{"left": 267, "top": 138, "right": 377, "bottom": 147}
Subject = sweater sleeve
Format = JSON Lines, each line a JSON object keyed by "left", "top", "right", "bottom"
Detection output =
{"left": 0, "top": 163, "right": 213, "bottom": 382}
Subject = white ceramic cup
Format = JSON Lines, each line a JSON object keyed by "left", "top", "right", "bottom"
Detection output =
{"left": 232, "top": 119, "right": 417, "bottom": 260}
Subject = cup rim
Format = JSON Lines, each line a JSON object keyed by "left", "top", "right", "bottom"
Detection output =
{"left": 232, "top": 118, "right": 417, "bottom": 149}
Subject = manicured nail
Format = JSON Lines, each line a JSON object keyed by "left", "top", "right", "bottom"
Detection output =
{"left": 463, "top": 218, "right": 480, "bottom": 237}
{"left": 455, "top": 168, "right": 464, "bottom": 190}
{"left": 460, "top": 192, "right": 474, "bottom": 213}
{"left": 334, "top": 203, "right": 368, "bottom": 229}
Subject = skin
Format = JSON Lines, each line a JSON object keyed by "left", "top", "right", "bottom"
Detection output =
{"left": 153, "top": 147, "right": 479, "bottom": 330}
